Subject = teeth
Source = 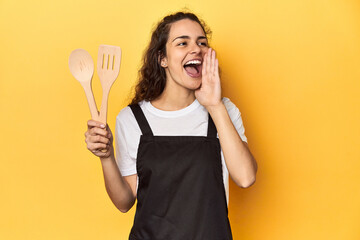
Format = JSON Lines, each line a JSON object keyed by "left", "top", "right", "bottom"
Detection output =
{"left": 184, "top": 60, "right": 202, "bottom": 66}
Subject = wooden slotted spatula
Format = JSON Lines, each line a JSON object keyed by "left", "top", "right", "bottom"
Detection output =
{"left": 97, "top": 45, "right": 122, "bottom": 124}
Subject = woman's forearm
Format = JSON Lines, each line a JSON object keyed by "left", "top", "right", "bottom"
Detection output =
{"left": 207, "top": 102, "right": 257, "bottom": 188}
{"left": 99, "top": 153, "right": 136, "bottom": 212}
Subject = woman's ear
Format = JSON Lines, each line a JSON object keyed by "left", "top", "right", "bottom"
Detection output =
{"left": 158, "top": 51, "right": 167, "bottom": 68}
{"left": 160, "top": 59, "right": 167, "bottom": 67}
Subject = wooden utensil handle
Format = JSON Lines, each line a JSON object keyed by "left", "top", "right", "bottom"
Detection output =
{"left": 81, "top": 82, "right": 107, "bottom": 153}
{"left": 81, "top": 81, "right": 100, "bottom": 121}
{"left": 99, "top": 89, "right": 109, "bottom": 154}
{"left": 99, "top": 88, "right": 110, "bottom": 124}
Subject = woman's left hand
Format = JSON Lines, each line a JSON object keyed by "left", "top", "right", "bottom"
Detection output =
{"left": 195, "top": 48, "right": 222, "bottom": 108}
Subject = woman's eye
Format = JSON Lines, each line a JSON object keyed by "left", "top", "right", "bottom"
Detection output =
{"left": 178, "top": 42, "right": 187, "bottom": 46}
{"left": 199, "top": 42, "right": 208, "bottom": 46}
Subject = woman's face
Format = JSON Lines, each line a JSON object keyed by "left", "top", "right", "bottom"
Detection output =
{"left": 161, "top": 19, "right": 209, "bottom": 91}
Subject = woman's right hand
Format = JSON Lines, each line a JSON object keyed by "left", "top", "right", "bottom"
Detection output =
{"left": 85, "top": 120, "right": 114, "bottom": 158}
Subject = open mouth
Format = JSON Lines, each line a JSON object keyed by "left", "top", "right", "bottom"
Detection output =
{"left": 183, "top": 59, "right": 202, "bottom": 78}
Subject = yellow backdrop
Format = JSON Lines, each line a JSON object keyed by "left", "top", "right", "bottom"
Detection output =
{"left": 1, "top": 0, "right": 359, "bottom": 239}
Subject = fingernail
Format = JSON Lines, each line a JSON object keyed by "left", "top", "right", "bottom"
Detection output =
{"left": 100, "top": 124, "right": 105, "bottom": 128}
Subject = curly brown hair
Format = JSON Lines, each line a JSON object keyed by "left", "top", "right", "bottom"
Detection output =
{"left": 130, "top": 11, "right": 212, "bottom": 105}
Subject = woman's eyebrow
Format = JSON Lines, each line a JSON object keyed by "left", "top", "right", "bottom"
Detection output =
{"left": 172, "top": 35, "right": 207, "bottom": 42}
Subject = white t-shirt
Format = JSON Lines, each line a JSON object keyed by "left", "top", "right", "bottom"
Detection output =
{"left": 114, "top": 97, "right": 247, "bottom": 205}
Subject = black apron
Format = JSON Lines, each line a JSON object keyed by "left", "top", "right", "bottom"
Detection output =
{"left": 128, "top": 104, "right": 233, "bottom": 240}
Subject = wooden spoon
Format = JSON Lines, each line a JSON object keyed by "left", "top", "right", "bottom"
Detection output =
{"left": 97, "top": 45, "right": 122, "bottom": 124}
{"left": 69, "top": 49, "right": 99, "bottom": 120}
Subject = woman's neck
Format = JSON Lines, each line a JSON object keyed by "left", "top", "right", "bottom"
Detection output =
{"left": 151, "top": 83, "right": 196, "bottom": 111}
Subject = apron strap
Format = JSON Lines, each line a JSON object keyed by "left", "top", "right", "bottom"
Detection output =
{"left": 129, "top": 104, "right": 154, "bottom": 136}
{"left": 207, "top": 114, "right": 218, "bottom": 137}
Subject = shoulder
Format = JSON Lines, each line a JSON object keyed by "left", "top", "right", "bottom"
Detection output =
{"left": 116, "top": 104, "right": 136, "bottom": 130}
{"left": 116, "top": 101, "right": 147, "bottom": 132}
{"left": 221, "top": 97, "right": 234, "bottom": 108}
{"left": 116, "top": 100, "right": 146, "bottom": 122}
{"left": 221, "top": 97, "right": 248, "bottom": 142}
{"left": 221, "top": 97, "right": 242, "bottom": 117}
{"left": 116, "top": 105, "right": 133, "bottom": 124}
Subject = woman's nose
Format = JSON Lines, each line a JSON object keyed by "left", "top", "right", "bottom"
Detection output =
{"left": 190, "top": 42, "right": 201, "bottom": 54}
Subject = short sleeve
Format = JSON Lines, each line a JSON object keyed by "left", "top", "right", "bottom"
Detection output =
{"left": 222, "top": 97, "right": 248, "bottom": 143}
{"left": 114, "top": 107, "right": 139, "bottom": 176}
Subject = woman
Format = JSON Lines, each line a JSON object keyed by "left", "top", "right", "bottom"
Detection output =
{"left": 85, "top": 11, "right": 257, "bottom": 240}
